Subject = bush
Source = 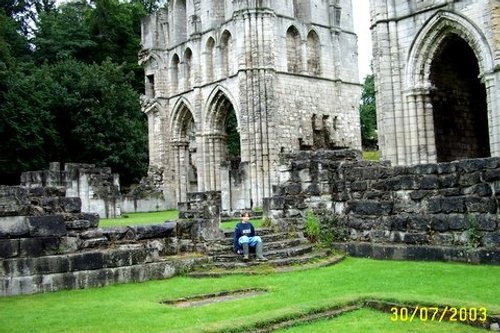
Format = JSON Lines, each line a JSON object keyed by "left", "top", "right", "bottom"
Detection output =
{"left": 305, "top": 208, "right": 321, "bottom": 243}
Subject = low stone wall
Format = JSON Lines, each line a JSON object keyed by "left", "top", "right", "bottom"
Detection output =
{"left": 264, "top": 150, "right": 500, "bottom": 264}
{"left": 0, "top": 186, "right": 217, "bottom": 296}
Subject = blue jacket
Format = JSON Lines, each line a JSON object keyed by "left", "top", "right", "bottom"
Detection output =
{"left": 233, "top": 222, "right": 255, "bottom": 253}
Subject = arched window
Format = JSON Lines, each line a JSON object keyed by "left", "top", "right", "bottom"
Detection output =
{"left": 220, "top": 31, "right": 232, "bottom": 77}
{"left": 171, "top": 54, "right": 180, "bottom": 93}
{"left": 307, "top": 30, "right": 321, "bottom": 75}
{"left": 287, "top": 26, "right": 301, "bottom": 73}
{"left": 206, "top": 37, "right": 215, "bottom": 82}
{"left": 184, "top": 48, "right": 193, "bottom": 90}
{"left": 174, "top": 0, "right": 187, "bottom": 42}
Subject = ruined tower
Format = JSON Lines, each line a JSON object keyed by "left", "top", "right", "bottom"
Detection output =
{"left": 140, "top": 0, "right": 362, "bottom": 211}
{"left": 370, "top": 0, "right": 500, "bottom": 165}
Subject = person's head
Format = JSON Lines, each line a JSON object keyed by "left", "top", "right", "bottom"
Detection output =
{"left": 241, "top": 211, "right": 250, "bottom": 223}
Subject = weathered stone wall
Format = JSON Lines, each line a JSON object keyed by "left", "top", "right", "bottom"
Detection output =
{"left": 370, "top": 0, "right": 500, "bottom": 164}
{"left": 21, "top": 163, "right": 170, "bottom": 218}
{"left": 140, "top": 0, "right": 362, "bottom": 211}
{"left": 0, "top": 185, "right": 214, "bottom": 296}
{"left": 264, "top": 150, "right": 500, "bottom": 264}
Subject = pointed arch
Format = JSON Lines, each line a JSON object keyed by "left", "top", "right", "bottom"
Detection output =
{"left": 220, "top": 30, "right": 232, "bottom": 78}
{"left": 205, "top": 85, "right": 240, "bottom": 133}
{"left": 286, "top": 25, "right": 301, "bottom": 73}
{"left": 307, "top": 30, "right": 321, "bottom": 75}
{"left": 405, "top": 10, "right": 495, "bottom": 162}
{"left": 205, "top": 37, "right": 216, "bottom": 82}
{"left": 170, "top": 98, "right": 198, "bottom": 201}
{"left": 184, "top": 48, "right": 193, "bottom": 90}
{"left": 406, "top": 11, "right": 494, "bottom": 89}
{"left": 170, "top": 53, "right": 180, "bottom": 94}
{"left": 171, "top": 97, "right": 196, "bottom": 140}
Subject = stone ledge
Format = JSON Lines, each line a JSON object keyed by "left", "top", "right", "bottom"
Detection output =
{"left": 332, "top": 242, "right": 500, "bottom": 264}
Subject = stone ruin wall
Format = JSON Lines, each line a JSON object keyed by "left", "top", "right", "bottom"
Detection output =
{"left": 0, "top": 186, "right": 221, "bottom": 296}
{"left": 20, "top": 162, "right": 169, "bottom": 218}
{"left": 264, "top": 150, "right": 500, "bottom": 264}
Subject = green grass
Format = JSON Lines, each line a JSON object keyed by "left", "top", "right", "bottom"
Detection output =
{"left": 363, "top": 150, "right": 381, "bottom": 161}
{"left": 276, "top": 308, "right": 486, "bottom": 333}
{"left": 1, "top": 258, "right": 498, "bottom": 333}
{"left": 99, "top": 210, "right": 179, "bottom": 227}
{"left": 219, "top": 218, "right": 263, "bottom": 230}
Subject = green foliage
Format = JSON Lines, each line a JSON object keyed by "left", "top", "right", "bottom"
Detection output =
{"left": 359, "top": 73, "right": 377, "bottom": 149}
{"left": 225, "top": 108, "right": 241, "bottom": 158}
{"left": 305, "top": 208, "right": 321, "bottom": 243}
{"left": 261, "top": 216, "right": 272, "bottom": 228}
{"left": 0, "top": 58, "right": 148, "bottom": 184}
{"left": 465, "top": 215, "right": 481, "bottom": 248}
{"left": 0, "top": 0, "right": 162, "bottom": 185}
{"left": 319, "top": 214, "right": 349, "bottom": 244}
{"left": 363, "top": 150, "right": 381, "bottom": 161}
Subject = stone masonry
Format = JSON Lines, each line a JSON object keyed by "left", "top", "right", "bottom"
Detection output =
{"left": 264, "top": 150, "right": 500, "bottom": 264}
{"left": 0, "top": 185, "right": 220, "bottom": 296}
{"left": 140, "top": 0, "right": 362, "bottom": 212}
{"left": 370, "top": 0, "right": 500, "bottom": 165}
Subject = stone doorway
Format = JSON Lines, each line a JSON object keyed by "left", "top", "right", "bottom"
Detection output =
{"left": 172, "top": 102, "right": 198, "bottom": 203}
{"left": 430, "top": 34, "right": 490, "bottom": 162}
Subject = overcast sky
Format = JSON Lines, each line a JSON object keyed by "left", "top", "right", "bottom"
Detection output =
{"left": 352, "top": 1, "right": 373, "bottom": 81}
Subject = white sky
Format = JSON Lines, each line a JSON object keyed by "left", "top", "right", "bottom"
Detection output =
{"left": 352, "top": 1, "right": 373, "bottom": 81}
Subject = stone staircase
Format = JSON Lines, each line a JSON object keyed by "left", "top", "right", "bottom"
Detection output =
{"left": 190, "top": 228, "right": 344, "bottom": 276}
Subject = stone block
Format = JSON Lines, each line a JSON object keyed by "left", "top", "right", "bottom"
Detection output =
{"left": 483, "top": 169, "right": 500, "bottom": 181}
{"left": 462, "top": 183, "right": 492, "bottom": 196}
{"left": 285, "top": 183, "right": 302, "bottom": 195}
{"left": 431, "top": 214, "right": 449, "bottom": 232}
{"left": 0, "top": 186, "right": 29, "bottom": 216}
{"left": 35, "top": 256, "right": 70, "bottom": 274}
{"left": 419, "top": 175, "right": 439, "bottom": 190}
{"left": 403, "top": 233, "right": 429, "bottom": 244}
{"left": 60, "top": 197, "right": 82, "bottom": 213}
{"left": 65, "top": 220, "right": 92, "bottom": 230}
{"left": 19, "top": 237, "right": 59, "bottom": 257}
{"left": 458, "top": 172, "right": 481, "bottom": 186}
{"left": 475, "top": 214, "right": 497, "bottom": 231}
{"left": 408, "top": 214, "right": 431, "bottom": 231}
{"left": 441, "top": 197, "right": 465, "bottom": 213}
{"left": 70, "top": 252, "right": 104, "bottom": 271}
{"left": 80, "top": 229, "right": 104, "bottom": 239}
{"left": 389, "top": 215, "right": 408, "bottom": 231}
{"left": 81, "top": 237, "right": 108, "bottom": 249}
{"left": 481, "top": 233, "right": 500, "bottom": 247}
{"left": 0, "top": 216, "right": 30, "bottom": 238}
{"left": 347, "top": 200, "right": 393, "bottom": 215}
{"left": 27, "top": 215, "right": 67, "bottom": 237}
{"left": 133, "top": 222, "right": 176, "bottom": 240}
{"left": 0, "top": 239, "right": 20, "bottom": 258}
{"left": 448, "top": 215, "right": 468, "bottom": 230}
{"left": 438, "top": 174, "right": 458, "bottom": 188}
{"left": 465, "top": 197, "right": 497, "bottom": 213}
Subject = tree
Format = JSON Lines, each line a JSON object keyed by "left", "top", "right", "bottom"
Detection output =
{"left": 0, "top": 59, "right": 148, "bottom": 185}
{"left": 359, "top": 73, "right": 377, "bottom": 149}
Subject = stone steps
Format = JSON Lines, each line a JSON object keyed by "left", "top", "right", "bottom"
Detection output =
{"left": 192, "top": 228, "right": 339, "bottom": 275}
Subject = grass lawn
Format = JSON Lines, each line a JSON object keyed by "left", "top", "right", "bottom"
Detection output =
{"left": 99, "top": 210, "right": 179, "bottom": 227}
{"left": 1, "top": 257, "right": 498, "bottom": 333}
{"left": 100, "top": 210, "right": 263, "bottom": 231}
{"left": 363, "top": 150, "right": 381, "bottom": 161}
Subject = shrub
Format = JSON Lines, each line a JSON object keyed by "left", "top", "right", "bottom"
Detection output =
{"left": 305, "top": 208, "right": 321, "bottom": 243}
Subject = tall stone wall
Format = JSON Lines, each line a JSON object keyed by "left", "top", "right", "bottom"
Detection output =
{"left": 264, "top": 150, "right": 500, "bottom": 264}
{"left": 140, "top": 0, "right": 361, "bottom": 211}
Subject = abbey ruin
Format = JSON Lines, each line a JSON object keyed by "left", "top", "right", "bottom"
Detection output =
{"left": 370, "top": 0, "right": 500, "bottom": 165}
{"left": 139, "top": 0, "right": 362, "bottom": 211}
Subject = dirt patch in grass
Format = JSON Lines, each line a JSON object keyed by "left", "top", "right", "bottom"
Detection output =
{"left": 161, "top": 288, "right": 269, "bottom": 308}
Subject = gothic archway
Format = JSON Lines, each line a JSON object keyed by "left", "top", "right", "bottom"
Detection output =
{"left": 203, "top": 88, "right": 240, "bottom": 193}
{"left": 405, "top": 11, "right": 496, "bottom": 163}
{"left": 171, "top": 100, "right": 198, "bottom": 202}
{"left": 430, "top": 34, "right": 490, "bottom": 161}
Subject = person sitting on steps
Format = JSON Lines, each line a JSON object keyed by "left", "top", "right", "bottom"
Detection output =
{"left": 233, "top": 211, "right": 268, "bottom": 262}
